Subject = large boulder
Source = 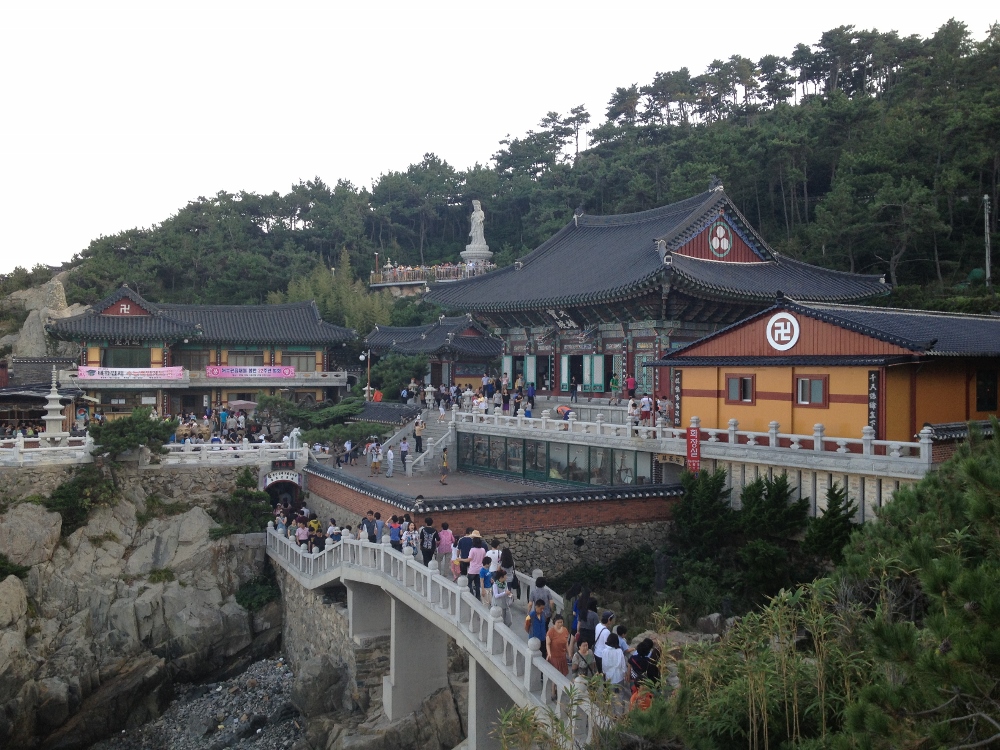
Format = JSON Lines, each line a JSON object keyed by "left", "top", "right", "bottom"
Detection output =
{"left": 0, "top": 502, "right": 61, "bottom": 566}
{"left": 291, "top": 655, "right": 349, "bottom": 718}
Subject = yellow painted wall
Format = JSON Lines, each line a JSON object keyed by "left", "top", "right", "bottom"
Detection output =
{"left": 87, "top": 346, "right": 100, "bottom": 366}
{"left": 314, "top": 351, "right": 322, "bottom": 372}
{"left": 884, "top": 366, "right": 911, "bottom": 442}
{"left": 915, "top": 361, "right": 972, "bottom": 427}
{"left": 220, "top": 350, "right": 228, "bottom": 365}
{"left": 150, "top": 347, "right": 163, "bottom": 367}
{"left": 273, "top": 350, "right": 281, "bottom": 364}
{"left": 790, "top": 367, "right": 869, "bottom": 437}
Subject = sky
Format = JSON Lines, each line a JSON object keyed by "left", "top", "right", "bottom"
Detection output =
{"left": 0, "top": 1, "right": 995, "bottom": 275}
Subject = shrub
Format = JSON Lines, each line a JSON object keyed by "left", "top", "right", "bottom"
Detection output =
{"left": 88, "top": 407, "right": 179, "bottom": 457}
{"left": 210, "top": 468, "right": 272, "bottom": 536}
{"left": 147, "top": 568, "right": 175, "bottom": 583}
{"left": 0, "top": 553, "right": 30, "bottom": 579}
{"left": 43, "top": 465, "right": 117, "bottom": 536}
{"left": 135, "top": 494, "right": 187, "bottom": 527}
{"left": 235, "top": 571, "right": 280, "bottom": 612}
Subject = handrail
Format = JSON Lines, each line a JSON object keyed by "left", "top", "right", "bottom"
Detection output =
{"left": 265, "top": 528, "right": 589, "bottom": 741}
{"left": 406, "top": 422, "right": 455, "bottom": 477}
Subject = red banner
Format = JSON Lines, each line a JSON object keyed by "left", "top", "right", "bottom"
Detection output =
{"left": 686, "top": 426, "right": 701, "bottom": 473}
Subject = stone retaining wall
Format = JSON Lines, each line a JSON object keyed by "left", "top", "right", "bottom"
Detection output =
{"left": 0, "top": 465, "right": 76, "bottom": 501}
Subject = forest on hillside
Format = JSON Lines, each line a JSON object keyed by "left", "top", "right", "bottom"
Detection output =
{"left": 6, "top": 19, "right": 999, "bottom": 313}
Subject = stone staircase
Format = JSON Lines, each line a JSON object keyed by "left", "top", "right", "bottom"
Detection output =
{"left": 405, "top": 409, "right": 455, "bottom": 475}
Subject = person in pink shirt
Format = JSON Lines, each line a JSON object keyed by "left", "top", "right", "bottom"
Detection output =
{"left": 460, "top": 531, "right": 487, "bottom": 600}
{"left": 436, "top": 521, "right": 455, "bottom": 573}
{"left": 294, "top": 521, "right": 310, "bottom": 548}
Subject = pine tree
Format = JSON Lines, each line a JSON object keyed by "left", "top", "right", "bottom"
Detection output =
{"left": 801, "top": 482, "right": 858, "bottom": 564}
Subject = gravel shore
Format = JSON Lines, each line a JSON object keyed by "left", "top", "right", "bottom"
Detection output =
{"left": 89, "top": 656, "right": 305, "bottom": 750}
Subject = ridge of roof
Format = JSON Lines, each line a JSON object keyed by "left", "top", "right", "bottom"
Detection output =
{"left": 577, "top": 190, "right": 716, "bottom": 228}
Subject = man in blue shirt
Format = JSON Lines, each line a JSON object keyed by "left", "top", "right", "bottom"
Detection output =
{"left": 526, "top": 382, "right": 536, "bottom": 409}
{"left": 524, "top": 600, "right": 549, "bottom": 658}
{"left": 455, "top": 527, "right": 475, "bottom": 590}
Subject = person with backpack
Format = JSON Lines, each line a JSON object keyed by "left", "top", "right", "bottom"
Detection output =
{"left": 388, "top": 515, "right": 403, "bottom": 551}
{"left": 418, "top": 517, "right": 440, "bottom": 566}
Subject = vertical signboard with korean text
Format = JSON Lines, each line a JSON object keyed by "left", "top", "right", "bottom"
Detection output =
{"left": 672, "top": 369, "right": 682, "bottom": 428}
{"left": 867, "top": 370, "right": 880, "bottom": 438}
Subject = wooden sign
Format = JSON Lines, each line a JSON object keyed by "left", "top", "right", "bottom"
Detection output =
{"left": 656, "top": 454, "right": 686, "bottom": 466}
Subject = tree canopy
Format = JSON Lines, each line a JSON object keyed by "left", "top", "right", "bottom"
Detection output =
{"left": 54, "top": 20, "right": 998, "bottom": 312}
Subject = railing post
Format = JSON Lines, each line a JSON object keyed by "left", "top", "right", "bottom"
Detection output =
{"left": 862, "top": 425, "right": 875, "bottom": 455}
{"left": 567, "top": 412, "right": 576, "bottom": 433}
{"left": 451, "top": 404, "right": 459, "bottom": 423}
{"left": 919, "top": 426, "right": 934, "bottom": 464}
{"left": 768, "top": 421, "right": 780, "bottom": 448}
{"left": 541, "top": 410, "right": 550, "bottom": 430}
{"left": 727, "top": 418, "right": 738, "bottom": 444}
{"left": 596, "top": 413, "right": 605, "bottom": 436}
{"left": 813, "top": 423, "right": 825, "bottom": 451}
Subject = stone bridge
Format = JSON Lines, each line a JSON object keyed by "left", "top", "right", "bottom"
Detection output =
{"left": 266, "top": 529, "right": 591, "bottom": 750}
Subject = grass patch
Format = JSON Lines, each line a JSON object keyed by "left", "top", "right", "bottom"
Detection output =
{"left": 147, "top": 568, "right": 175, "bottom": 584}
{"left": 209, "top": 524, "right": 240, "bottom": 540}
{"left": 87, "top": 531, "right": 120, "bottom": 547}
{"left": 136, "top": 494, "right": 187, "bottom": 527}
{"left": 235, "top": 570, "right": 280, "bottom": 612}
{"left": 0, "top": 553, "right": 31, "bottom": 579}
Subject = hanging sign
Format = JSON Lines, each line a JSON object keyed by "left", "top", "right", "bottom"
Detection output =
{"left": 672, "top": 370, "right": 682, "bottom": 428}
{"left": 78, "top": 366, "right": 184, "bottom": 380}
{"left": 205, "top": 366, "right": 296, "bottom": 378}
{"left": 686, "top": 425, "right": 701, "bottom": 474}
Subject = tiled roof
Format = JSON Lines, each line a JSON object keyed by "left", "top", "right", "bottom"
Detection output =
{"left": 365, "top": 315, "right": 503, "bottom": 358}
{"left": 157, "top": 301, "right": 354, "bottom": 345}
{"left": 667, "top": 254, "right": 887, "bottom": 303}
{"left": 304, "top": 461, "right": 683, "bottom": 514}
{"left": 8, "top": 358, "right": 78, "bottom": 387}
{"left": 426, "top": 189, "right": 885, "bottom": 312}
{"left": 647, "top": 355, "right": 909, "bottom": 368}
{"left": 47, "top": 286, "right": 355, "bottom": 346}
{"left": 354, "top": 402, "right": 423, "bottom": 425}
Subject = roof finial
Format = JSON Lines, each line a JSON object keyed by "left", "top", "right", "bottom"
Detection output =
{"left": 573, "top": 205, "right": 585, "bottom": 227}
{"left": 709, "top": 175, "right": 724, "bottom": 192}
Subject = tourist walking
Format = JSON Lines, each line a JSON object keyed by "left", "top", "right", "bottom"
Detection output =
{"left": 456, "top": 527, "right": 474, "bottom": 583}
{"left": 414, "top": 420, "right": 424, "bottom": 453}
{"left": 399, "top": 437, "right": 409, "bottom": 472}
{"left": 594, "top": 610, "right": 616, "bottom": 673}
{"left": 385, "top": 446, "right": 394, "bottom": 477}
{"left": 529, "top": 577, "right": 555, "bottom": 624}
{"left": 401, "top": 522, "right": 418, "bottom": 557}
{"left": 525, "top": 600, "right": 548, "bottom": 658}
{"left": 572, "top": 640, "right": 597, "bottom": 678}
{"left": 546, "top": 614, "right": 571, "bottom": 699}
{"left": 388, "top": 515, "right": 403, "bottom": 551}
{"left": 601, "top": 632, "right": 630, "bottom": 713}
{"left": 499, "top": 548, "right": 520, "bottom": 598}
{"left": 360, "top": 511, "right": 378, "bottom": 543}
{"left": 569, "top": 376, "right": 579, "bottom": 403}
{"left": 439, "top": 447, "right": 449, "bottom": 485}
{"left": 418, "top": 517, "right": 440, "bottom": 567}
{"left": 461, "top": 532, "right": 486, "bottom": 599}
{"left": 435, "top": 522, "right": 455, "bottom": 571}
{"left": 492, "top": 568, "right": 513, "bottom": 626}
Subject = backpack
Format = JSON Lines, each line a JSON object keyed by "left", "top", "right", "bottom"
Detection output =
{"left": 420, "top": 527, "right": 437, "bottom": 550}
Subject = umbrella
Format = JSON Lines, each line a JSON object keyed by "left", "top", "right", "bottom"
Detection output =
{"left": 228, "top": 399, "right": 257, "bottom": 411}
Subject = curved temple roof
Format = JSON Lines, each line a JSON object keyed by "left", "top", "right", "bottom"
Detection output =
{"left": 427, "top": 189, "right": 886, "bottom": 313}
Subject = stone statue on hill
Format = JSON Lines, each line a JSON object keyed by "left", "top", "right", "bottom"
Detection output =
{"left": 461, "top": 200, "right": 493, "bottom": 263}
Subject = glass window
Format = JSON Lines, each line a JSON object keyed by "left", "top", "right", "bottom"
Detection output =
{"left": 568, "top": 444, "right": 589, "bottom": 483}
{"left": 612, "top": 449, "right": 636, "bottom": 485}
{"left": 103, "top": 348, "right": 151, "bottom": 368}
{"left": 459, "top": 433, "right": 474, "bottom": 466}
{"left": 473, "top": 435, "right": 489, "bottom": 467}
{"left": 228, "top": 351, "right": 264, "bottom": 367}
{"left": 549, "top": 443, "right": 568, "bottom": 481}
{"left": 977, "top": 370, "right": 998, "bottom": 412}
{"left": 589, "top": 447, "right": 611, "bottom": 485}
{"left": 526, "top": 440, "right": 546, "bottom": 474}
{"left": 173, "top": 350, "right": 209, "bottom": 370}
{"left": 489, "top": 436, "right": 507, "bottom": 471}
{"left": 796, "top": 376, "right": 829, "bottom": 407}
{"left": 725, "top": 375, "right": 754, "bottom": 404}
{"left": 282, "top": 352, "right": 316, "bottom": 372}
{"left": 506, "top": 440, "right": 523, "bottom": 474}
{"left": 636, "top": 452, "right": 652, "bottom": 485}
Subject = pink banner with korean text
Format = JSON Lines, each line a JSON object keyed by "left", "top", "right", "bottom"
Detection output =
{"left": 78, "top": 366, "right": 185, "bottom": 380}
{"left": 205, "top": 366, "right": 296, "bottom": 378}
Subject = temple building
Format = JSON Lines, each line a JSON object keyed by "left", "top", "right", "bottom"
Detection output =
{"left": 364, "top": 314, "right": 503, "bottom": 387}
{"left": 426, "top": 186, "right": 888, "bottom": 397}
{"left": 650, "top": 297, "right": 1000, "bottom": 441}
{"left": 46, "top": 286, "right": 355, "bottom": 420}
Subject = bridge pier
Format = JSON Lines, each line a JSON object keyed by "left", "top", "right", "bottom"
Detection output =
{"left": 467, "top": 661, "right": 514, "bottom": 750}
{"left": 344, "top": 581, "right": 390, "bottom": 639}
{"left": 383, "top": 597, "right": 449, "bottom": 720}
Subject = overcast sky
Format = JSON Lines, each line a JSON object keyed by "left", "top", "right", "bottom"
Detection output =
{"left": 0, "top": 1, "right": 995, "bottom": 275}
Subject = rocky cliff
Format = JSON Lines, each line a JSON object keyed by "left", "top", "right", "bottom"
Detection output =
{"left": 0, "top": 273, "right": 85, "bottom": 358}
{"left": 0, "top": 469, "right": 280, "bottom": 749}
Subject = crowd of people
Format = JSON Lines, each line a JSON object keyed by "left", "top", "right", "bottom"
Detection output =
{"left": 270, "top": 506, "right": 661, "bottom": 708}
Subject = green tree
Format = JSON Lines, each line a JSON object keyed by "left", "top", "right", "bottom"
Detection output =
{"left": 89, "top": 407, "right": 178, "bottom": 458}
{"left": 802, "top": 482, "right": 859, "bottom": 564}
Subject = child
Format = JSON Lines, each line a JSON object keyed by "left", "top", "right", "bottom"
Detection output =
{"left": 617, "top": 624, "right": 636, "bottom": 656}
{"left": 480, "top": 556, "right": 493, "bottom": 607}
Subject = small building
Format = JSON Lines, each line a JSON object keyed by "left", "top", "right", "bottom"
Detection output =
{"left": 0, "top": 357, "right": 82, "bottom": 432}
{"left": 46, "top": 286, "right": 355, "bottom": 419}
{"left": 365, "top": 314, "right": 503, "bottom": 387}
{"left": 649, "top": 297, "right": 1000, "bottom": 442}
{"left": 427, "top": 185, "right": 887, "bottom": 398}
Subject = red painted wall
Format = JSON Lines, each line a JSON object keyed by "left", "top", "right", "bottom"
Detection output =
{"left": 675, "top": 219, "right": 762, "bottom": 263}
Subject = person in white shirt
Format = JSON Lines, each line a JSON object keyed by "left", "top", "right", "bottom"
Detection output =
{"left": 593, "top": 610, "right": 616, "bottom": 672}
{"left": 385, "top": 446, "right": 395, "bottom": 477}
{"left": 601, "top": 632, "right": 630, "bottom": 714}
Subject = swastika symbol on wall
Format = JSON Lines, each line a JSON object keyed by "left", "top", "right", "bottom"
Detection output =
{"left": 765, "top": 312, "right": 800, "bottom": 351}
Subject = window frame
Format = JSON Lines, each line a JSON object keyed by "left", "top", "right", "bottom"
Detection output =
{"left": 282, "top": 351, "right": 316, "bottom": 373}
{"left": 724, "top": 373, "right": 756, "bottom": 405}
{"left": 227, "top": 351, "right": 265, "bottom": 367}
{"left": 795, "top": 374, "right": 830, "bottom": 408}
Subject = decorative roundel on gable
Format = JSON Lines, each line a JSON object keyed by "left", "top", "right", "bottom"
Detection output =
{"left": 709, "top": 221, "right": 733, "bottom": 258}
{"left": 765, "top": 312, "right": 800, "bottom": 351}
